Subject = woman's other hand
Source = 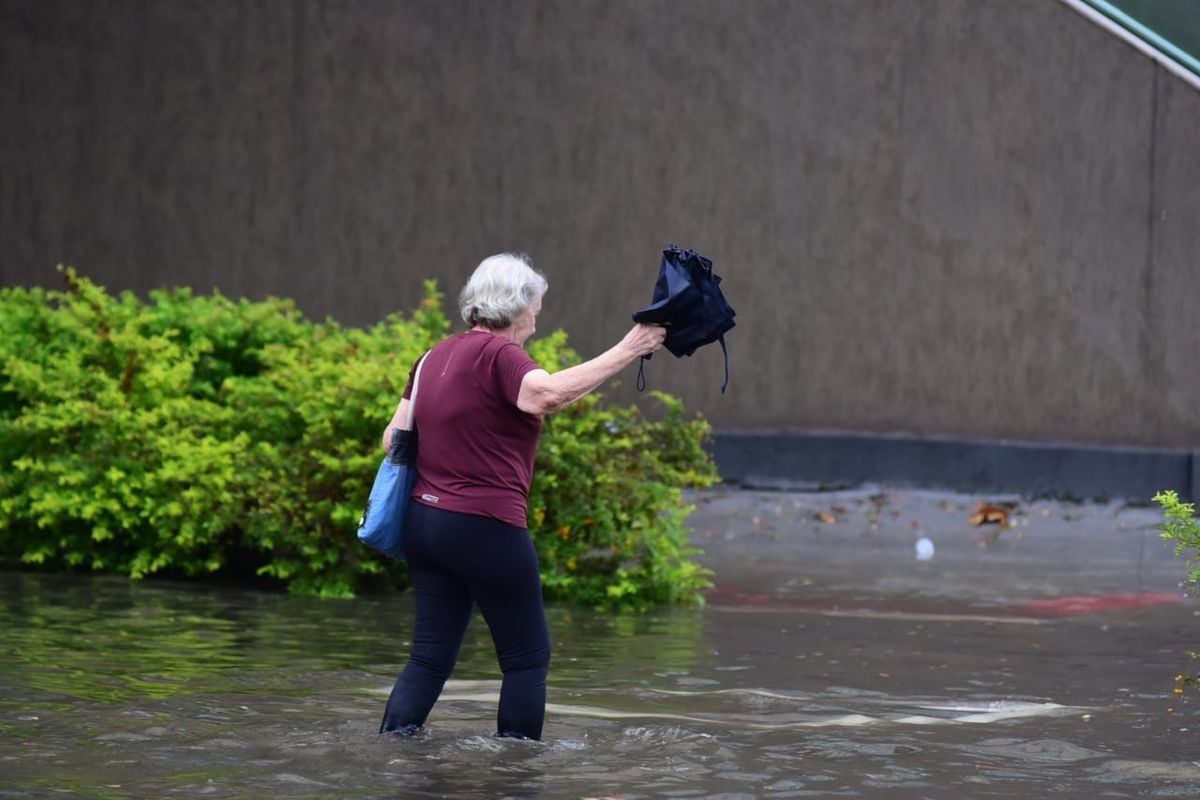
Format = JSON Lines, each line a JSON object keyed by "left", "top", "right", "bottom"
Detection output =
{"left": 381, "top": 398, "right": 411, "bottom": 449}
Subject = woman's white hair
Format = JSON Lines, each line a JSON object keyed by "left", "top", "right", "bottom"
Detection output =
{"left": 458, "top": 252, "right": 548, "bottom": 329}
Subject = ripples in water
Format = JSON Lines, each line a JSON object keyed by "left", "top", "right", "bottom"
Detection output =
{"left": 2, "top": 572, "right": 1197, "bottom": 798}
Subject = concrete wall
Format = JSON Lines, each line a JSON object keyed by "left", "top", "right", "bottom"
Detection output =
{"left": 3, "top": 0, "right": 1198, "bottom": 448}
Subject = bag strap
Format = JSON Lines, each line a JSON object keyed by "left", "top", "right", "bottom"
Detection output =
{"left": 405, "top": 352, "right": 429, "bottom": 429}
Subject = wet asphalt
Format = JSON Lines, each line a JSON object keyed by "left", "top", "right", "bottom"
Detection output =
{"left": 688, "top": 486, "right": 1191, "bottom": 614}
{"left": 680, "top": 487, "right": 1200, "bottom": 794}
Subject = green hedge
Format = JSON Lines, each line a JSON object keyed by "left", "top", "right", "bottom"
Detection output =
{"left": 1153, "top": 490, "right": 1200, "bottom": 587}
{"left": 0, "top": 267, "right": 717, "bottom": 608}
{"left": 1153, "top": 490, "right": 1200, "bottom": 695}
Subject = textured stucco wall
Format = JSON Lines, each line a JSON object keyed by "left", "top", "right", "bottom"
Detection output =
{"left": 2, "top": 0, "right": 1197, "bottom": 447}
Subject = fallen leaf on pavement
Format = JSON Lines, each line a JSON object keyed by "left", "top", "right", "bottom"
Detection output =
{"left": 817, "top": 512, "right": 837, "bottom": 524}
{"left": 969, "top": 503, "right": 1010, "bottom": 527}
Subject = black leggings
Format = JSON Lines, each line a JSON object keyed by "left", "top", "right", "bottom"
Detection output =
{"left": 380, "top": 503, "right": 551, "bottom": 740}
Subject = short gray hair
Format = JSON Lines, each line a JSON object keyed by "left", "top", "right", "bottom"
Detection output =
{"left": 458, "top": 253, "right": 548, "bottom": 329}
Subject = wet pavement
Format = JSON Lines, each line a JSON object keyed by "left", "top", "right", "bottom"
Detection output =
{"left": 1, "top": 487, "right": 1197, "bottom": 799}
{"left": 684, "top": 487, "right": 1200, "bottom": 796}
{"left": 690, "top": 486, "right": 1189, "bottom": 614}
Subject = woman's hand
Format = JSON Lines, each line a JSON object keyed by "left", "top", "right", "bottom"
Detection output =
{"left": 619, "top": 323, "right": 667, "bottom": 359}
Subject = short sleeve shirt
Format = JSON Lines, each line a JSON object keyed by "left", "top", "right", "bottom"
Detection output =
{"left": 402, "top": 330, "right": 542, "bottom": 528}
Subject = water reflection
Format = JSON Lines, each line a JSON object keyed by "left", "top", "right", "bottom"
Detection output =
{"left": 2, "top": 572, "right": 1198, "bottom": 798}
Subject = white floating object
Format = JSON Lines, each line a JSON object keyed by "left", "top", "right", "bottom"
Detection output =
{"left": 915, "top": 537, "right": 935, "bottom": 561}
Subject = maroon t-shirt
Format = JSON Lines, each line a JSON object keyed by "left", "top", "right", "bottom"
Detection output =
{"left": 401, "top": 330, "right": 542, "bottom": 528}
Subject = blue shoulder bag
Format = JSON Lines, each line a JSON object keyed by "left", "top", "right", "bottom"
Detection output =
{"left": 356, "top": 353, "right": 427, "bottom": 560}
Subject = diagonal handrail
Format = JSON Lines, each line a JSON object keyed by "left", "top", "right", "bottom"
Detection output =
{"left": 1060, "top": 0, "right": 1200, "bottom": 90}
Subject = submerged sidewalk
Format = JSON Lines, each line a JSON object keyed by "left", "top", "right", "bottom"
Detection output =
{"left": 687, "top": 486, "right": 1192, "bottom": 617}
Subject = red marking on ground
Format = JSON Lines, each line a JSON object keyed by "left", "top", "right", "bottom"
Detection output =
{"left": 1008, "top": 592, "right": 1182, "bottom": 618}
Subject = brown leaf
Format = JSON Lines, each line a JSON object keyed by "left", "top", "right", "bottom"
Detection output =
{"left": 968, "top": 503, "right": 1010, "bottom": 527}
{"left": 817, "top": 512, "right": 837, "bottom": 524}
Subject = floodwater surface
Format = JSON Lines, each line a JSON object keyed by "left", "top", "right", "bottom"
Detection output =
{"left": 1, "top": 572, "right": 1197, "bottom": 799}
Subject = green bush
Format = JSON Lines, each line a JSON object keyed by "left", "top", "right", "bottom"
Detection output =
{"left": 1153, "top": 490, "right": 1200, "bottom": 697}
{"left": 527, "top": 333, "right": 717, "bottom": 608}
{"left": 0, "top": 267, "right": 717, "bottom": 608}
{"left": 1152, "top": 489, "right": 1200, "bottom": 586}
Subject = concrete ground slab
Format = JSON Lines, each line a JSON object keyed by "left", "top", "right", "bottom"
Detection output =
{"left": 687, "top": 487, "right": 1193, "bottom": 612}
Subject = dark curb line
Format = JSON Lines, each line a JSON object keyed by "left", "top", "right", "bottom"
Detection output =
{"left": 710, "top": 431, "right": 1200, "bottom": 504}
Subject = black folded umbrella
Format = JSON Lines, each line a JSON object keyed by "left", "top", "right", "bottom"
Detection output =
{"left": 632, "top": 244, "right": 736, "bottom": 393}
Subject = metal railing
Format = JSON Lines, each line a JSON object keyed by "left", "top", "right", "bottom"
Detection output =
{"left": 1061, "top": 0, "right": 1200, "bottom": 89}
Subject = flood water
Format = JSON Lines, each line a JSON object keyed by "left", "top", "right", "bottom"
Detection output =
{"left": 2, "top": 571, "right": 1198, "bottom": 799}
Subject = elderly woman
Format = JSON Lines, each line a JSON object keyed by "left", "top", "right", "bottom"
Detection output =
{"left": 378, "top": 252, "right": 665, "bottom": 740}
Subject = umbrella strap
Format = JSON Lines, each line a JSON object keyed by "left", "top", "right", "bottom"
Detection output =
{"left": 637, "top": 342, "right": 728, "bottom": 393}
{"left": 718, "top": 335, "right": 729, "bottom": 394}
